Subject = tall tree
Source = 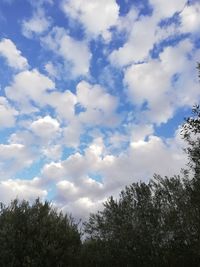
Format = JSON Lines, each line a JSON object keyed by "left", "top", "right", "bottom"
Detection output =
{"left": 0, "top": 199, "right": 81, "bottom": 267}
{"left": 83, "top": 176, "right": 198, "bottom": 266}
{"left": 182, "top": 63, "right": 200, "bottom": 177}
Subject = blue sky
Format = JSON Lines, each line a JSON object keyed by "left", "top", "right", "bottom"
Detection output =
{"left": 0, "top": 0, "right": 200, "bottom": 218}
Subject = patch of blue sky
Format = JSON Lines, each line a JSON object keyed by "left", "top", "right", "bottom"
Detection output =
{"left": 137, "top": 0, "right": 153, "bottom": 16}
{"left": 89, "top": 40, "right": 124, "bottom": 93}
{"left": 79, "top": 128, "right": 94, "bottom": 147}
{"left": 117, "top": 102, "right": 136, "bottom": 126}
{"left": 29, "top": 103, "right": 55, "bottom": 119}
{"left": 154, "top": 106, "right": 191, "bottom": 138}
{"left": 89, "top": 40, "right": 110, "bottom": 80}
{"left": 47, "top": 4, "right": 86, "bottom": 41}
{"left": 47, "top": 187, "right": 57, "bottom": 203}
{"left": 62, "top": 147, "right": 76, "bottom": 161}
{"left": 117, "top": 0, "right": 132, "bottom": 16}
{"left": 74, "top": 103, "right": 86, "bottom": 115}
{"left": 117, "top": 0, "right": 152, "bottom": 16}
{"left": 14, "top": 158, "right": 45, "bottom": 180}
{"left": 0, "top": 1, "right": 31, "bottom": 39}
{"left": 0, "top": 60, "right": 15, "bottom": 93}
{"left": 159, "top": 12, "right": 181, "bottom": 28}
{"left": 88, "top": 173, "right": 103, "bottom": 182}
{"left": 109, "top": 29, "right": 129, "bottom": 52}
{"left": 0, "top": 129, "right": 14, "bottom": 143}
{"left": 29, "top": 48, "right": 56, "bottom": 73}
{"left": 150, "top": 33, "right": 190, "bottom": 59}
{"left": 193, "top": 38, "right": 200, "bottom": 49}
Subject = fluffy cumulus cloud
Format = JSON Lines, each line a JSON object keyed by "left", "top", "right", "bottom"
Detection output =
{"left": 0, "top": 178, "right": 47, "bottom": 205}
{"left": 180, "top": 2, "right": 200, "bottom": 33}
{"left": 149, "top": 0, "right": 186, "bottom": 19}
{"left": 109, "top": 0, "right": 189, "bottom": 67}
{"left": 76, "top": 81, "right": 119, "bottom": 126}
{"left": 0, "top": 143, "right": 35, "bottom": 178}
{"left": 42, "top": 27, "right": 91, "bottom": 77}
{"left": 62, "top": 120, "right": 82, "bottom": 148}
{"left": 0, "top": 97, "right": 18, "bottom": 128}
{"left": 30, "top": 116, "right": 60, "bottom": 140}
{"left": 22, "top": 8, "right": 51, "bottom": 38}
{"left": 61, "top": 0, "right": 119, "bottom": 40}
{"left": 0, "top": 0, "right": 199, "bottom": 218}
{"left": 44, "top": 61, "right": 58, "bottom": 78}
{"left": 46, "top": 90, "right": 77, "bottom": 122}
{"left": 0, "top": 38, "right": 28, "bottom": 70}
{"left": 5, "top": 69, "right": 54, "bottom": 112}
{"left": 124, "top": 39, "right": 199, "bottom": 124}
{"left": 40, "top": 131, "right": 187, "bottom": 218}
{"left": 109, "top": 16, "right": 157, "bottom": 66}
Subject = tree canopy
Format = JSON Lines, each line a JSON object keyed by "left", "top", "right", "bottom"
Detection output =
{"left": 0, "top": 199, "right": 81, "bottom": 267}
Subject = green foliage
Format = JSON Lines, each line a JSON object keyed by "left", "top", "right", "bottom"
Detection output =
{"left": 182, "top": 104, "right": 200, "bottom": 177}
{"left": 0, "top": 199, "right": 81, "bottom": 267}
{"left": 181, "top": 63, "right": 200, "bottom": 177}
{"left": 83, "top": 174, "right": 200, "bottom": 266}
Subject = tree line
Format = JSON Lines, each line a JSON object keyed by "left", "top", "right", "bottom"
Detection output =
{"left": 0, "top": 65, "right": 199, "bottom": 266}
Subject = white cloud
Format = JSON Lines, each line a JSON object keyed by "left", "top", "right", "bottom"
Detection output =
{"left": 42, "top": 145, "right": 62, "bottom": 161}
{"left": 9, "top": 129, "right": 36, "bottom": 147}
{"left": 180, "top": 3, "right": 200, "bottom": 33}
{"left": 0, "top": 143, "right": 35, "bottom": 178}
{"left": 149, "top": 0, "right": 186, "bottom": 19}
{"left": 99, "top": 134, "right": 187, "bottom": 195}
{"left": 109, "top": 1, "right": 196, "bottom": 68}
{"left": 22, "top": 8, "right": 51, "bottom": 38}
{"left": 61, "top": 0, "right": 119, "bottom": 40}
{"left": 44, "top": 61, "right": 58, "bottom": 78}
{"left": 0, "top": 97, "right": 18, "bottom": 128}
{"left": 0, "top": 178, "right": 47, "bottom": 205}
{"left": 76, "top": 81, "right": 119, "bottom": 126}
{"left": 107, "top": 132, "right": 128, "bottom": 152}
{"left": 0, "top": 38, "right": 28, "bottom": 70}
{"left": 42, "top": 27, "right": 91, "bottom": 77}
{"left": 56, "top": 180, "right": 79, "bottom": 202}
{"left": 131, "top": 124, "right": 154, "bottom": 142}
{"left": 60, "top": 196, "right": 103, "bottom": 220}
{"left": 124, "top": 60, "right": 170, "bottom": 104}
{"left": 116, "top": 8, "right": 138, "bottom": 33}
{"left": 62, "top": 120, "right": 82, "bottom": 148}
{"left": 46, "top": 90, "right": 77, "bottom": 122}
{"left": 5, "top": 69, "right": 55, "bottom": 113}
{"left": 0, "top": 0, "right": 198, "bottom": 220}
{"left": 40, "top": 129, "right": 187, "bottom": 218}
{"left": 42, "top": 137, "right": 104, "bottom": 181}
{"left": 109, "top": 16, "right": 157, "bottom": 66}
{"left": 124, "top": 39, "right": 198, "bottom": 124}
{"left": 41, "top": 162, "right": 65, "bottom": 181}
{"left": 30, "top": 116, "right": 60, "bottom": 141}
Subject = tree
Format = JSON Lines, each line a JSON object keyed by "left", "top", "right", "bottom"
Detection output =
{"left": 83, "top": 176, "right": 197, "bottom": 266}
{"left": 83, "top": 64, "right": 200, "bottom": 266}
{"left": 182, "top": 104, "right": 200, "bottom": 178}
{"left": 181, "top": 63, "right": 200, "bottom": 177}
{"left": 0, "top": 198, "right": 81, "bottom": 267}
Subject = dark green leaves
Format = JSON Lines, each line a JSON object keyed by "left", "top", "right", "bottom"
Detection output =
{"left": 0, "top": 199, "right": 81, "bottom": 267}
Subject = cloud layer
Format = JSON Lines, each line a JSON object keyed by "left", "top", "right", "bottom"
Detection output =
{"left": 0, "top": 0, "right": 199, "bottom": 218}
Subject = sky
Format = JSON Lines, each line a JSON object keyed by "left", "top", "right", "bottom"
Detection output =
{"left": 0, "top": 0, "right": 200, "bottom": 219}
